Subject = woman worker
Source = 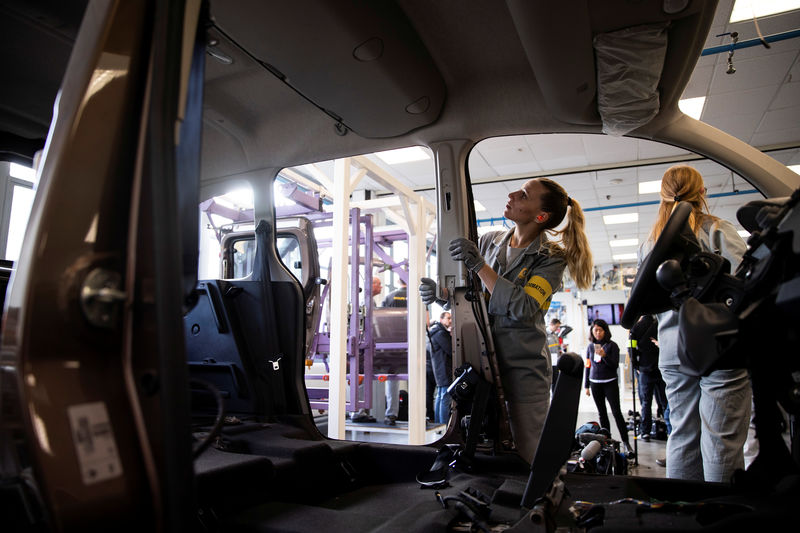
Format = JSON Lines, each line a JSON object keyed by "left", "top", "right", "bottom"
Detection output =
{"left": 642, "top": 165, "right": 750, "bottom": 481}
{"left": 585, "top": 318, "right": 632, "bottom": 453}
{"left": 420, "top": 177, "right": 593, "bottom": 463}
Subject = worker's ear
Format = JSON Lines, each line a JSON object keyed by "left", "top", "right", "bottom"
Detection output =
{"left": 535, "top": 212, "right": 550, "bottom": 224}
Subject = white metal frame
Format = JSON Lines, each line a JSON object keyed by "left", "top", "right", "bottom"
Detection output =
{"left": 308, "top": 156, "right": 436, "bottom": 444}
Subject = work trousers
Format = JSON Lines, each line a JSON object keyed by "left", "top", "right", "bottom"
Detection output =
{"left": 507, "top": 395, "right": 550, "bottom": 465}
{"left": 661, "top": 366, "right": 751, "bottom": 482}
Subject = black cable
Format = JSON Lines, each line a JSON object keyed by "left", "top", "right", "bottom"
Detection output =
{"left": 190, "top": 378, "right": 226, "bottom": 458}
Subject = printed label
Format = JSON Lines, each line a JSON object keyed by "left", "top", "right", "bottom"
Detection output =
{"left": 523, "top": 275, "right": 553, "bottom": 310}
{"left": 67, "top": 402, "right": 123, "bottom": 485}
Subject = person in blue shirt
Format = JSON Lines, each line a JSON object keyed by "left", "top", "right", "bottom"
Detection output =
{"left": 585, "top": 318, "right": 632, "bottom": 453}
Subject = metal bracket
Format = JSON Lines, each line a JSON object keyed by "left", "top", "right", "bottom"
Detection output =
{"left": 80, "top": 268, "right": 126, "bottom": 328}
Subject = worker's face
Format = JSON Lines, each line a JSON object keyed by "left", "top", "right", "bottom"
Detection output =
{"left": 549, "top": 322, "right": 560, "bottom": 333}
{"left": 372, "top": 277, "right": 382, "bottom": 294}
{"left": 441, "top": 313, "right": 452, "bottom": 328}
{"left": 505, "top": 179, "right": 547, "bottom": 224}
{"left": 592, "top": 324, "right": 605, "bottom": 341}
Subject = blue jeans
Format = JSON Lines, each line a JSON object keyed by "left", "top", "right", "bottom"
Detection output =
{"left": 434, "top": 386, "right": 451, "bottom": 424}
{"left": 385, "top": 379, "right": 399, "bottom": 418}
{"left": 661, "top": 365, "right": 751, "bottom": 482}
{"left": 638, "top": 368, "right": 668, "bottom": 436}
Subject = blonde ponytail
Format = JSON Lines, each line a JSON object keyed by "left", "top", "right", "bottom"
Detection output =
{"left": 559, "top": 198, "right": 593, "bottom": 290}
{"left": 536, "top": 178, "right": 593, "bottom": 290}
{"left": 648, "top": 165, "right": 717, "bottom": 244}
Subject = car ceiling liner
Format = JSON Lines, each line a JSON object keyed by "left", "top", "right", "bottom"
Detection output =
{"left": 594, "top": 23, "right": 669, "bottom": 136}
{"left": 211, "top": 0, "right": 445, "bottom": 139}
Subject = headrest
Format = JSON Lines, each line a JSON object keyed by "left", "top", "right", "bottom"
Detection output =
{"left": 736, "top": 197, "right": 790, "bottom": 233}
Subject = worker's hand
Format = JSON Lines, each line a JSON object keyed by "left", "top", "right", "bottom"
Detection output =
{"left": 419, "top": 277, "right": 447, "bottom": 307}
{"left": 595, "top": 346, "right": 605, "bottom": 357}
{"left": 585, "top": 388, "right": 590, "bottom": 397}
{"left": 448, "top": 238, "right": 486, "bottom": 273}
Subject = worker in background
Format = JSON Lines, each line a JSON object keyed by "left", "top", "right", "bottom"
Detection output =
{"left": 428, "top": 311, "right": 453, "bottom": 424}
{"left": 629, "top": 314, "right": 669, "bottom": 442}
{"left": 380, "top": 276, "right": 407, "bottom": 425}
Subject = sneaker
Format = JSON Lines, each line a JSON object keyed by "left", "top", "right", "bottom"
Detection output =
{"left": 656, "top": 458, "right": 666, "bottom": 467}
{"left": 384, "top": 415, "right": 397, "bottom": 426}
{"left": 641, "top": 433, "right": 651, "bottom": 442}
{"left": 623, "top": 442, "right": 635, "bottom": 460}
{"left": 351, "top": 413, "right": 376, "bottom": 423}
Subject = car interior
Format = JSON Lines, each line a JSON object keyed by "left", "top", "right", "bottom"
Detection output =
{"left": 1, "top": 0, "right": 800, "bottom": 531}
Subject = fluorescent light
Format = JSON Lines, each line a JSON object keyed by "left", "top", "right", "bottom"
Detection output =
{"left": 679, "top": 96, "right": 706, "bottom": 120}
{"left": 612, "top": 253, "right": 638, "bottom": 261}
{"left": 638, "top": 180, "right": 661, "bottom": 194}
{"left": 9, "top": 163, "right": 35, "bottom": 182}
{"left": 789, "top": 165, "right": 800, "bottom": 175}
{"left": 474, "top": 200, "right": 487, "bottom": 212}
{"left": 609, "top": 238, "right": 638, "bottom": 248}
{"left": 738, "top": 230, "right": 750, "bottom": 239}
{"left": 375, "top": 146, "right": 431, "bottom": 165}
{"left": 730, "top": 0, "right": 800, "bottom": 23}
{"left": 603, "top": 213, "right": 639, "bottom": 225}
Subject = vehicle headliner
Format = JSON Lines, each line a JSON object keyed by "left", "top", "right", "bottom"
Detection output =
{"left": 2, "top": 0, "right": 798, "bottom": 196}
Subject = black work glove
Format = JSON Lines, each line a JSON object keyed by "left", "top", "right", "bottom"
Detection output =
{"left": 419, "top": 277, "right": 447, "bottom": 307}
{"left": 448, "top": 238, "right": 486, "bottom": 273}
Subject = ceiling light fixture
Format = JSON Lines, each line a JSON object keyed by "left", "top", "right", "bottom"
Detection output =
{"left": 375, "top": 146, "right": 431, "bottom": 164}
{"left": 610, "top": 238, "right": 639, "bottom": 248}
{"left": 9, "top": 163, "right": 35, "bottom": 182}
{"left": 729, "top": 0, "right": 800, "bottom": 23}
{"left": 678, "top": 96, "right": 706, "bottom": 120}
{"left": 603, "top": 213, "right": 639, "bottom": 225}
{"left": 612, "top": 253, "right": 638, "bottom": 261}
{"left": 638, "top": 180, "right": 662, "bottom": 194}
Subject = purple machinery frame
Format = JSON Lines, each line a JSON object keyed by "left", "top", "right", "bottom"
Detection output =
{"left": 304, "top": 208, "right": 414, "bottom": 412}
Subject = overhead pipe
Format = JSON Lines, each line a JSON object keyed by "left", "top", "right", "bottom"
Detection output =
{"left": 476, "top": 189, "right": 760, "bottom": 226}
{"left": 701, "top": 29, "right": 800, "bottom": 56}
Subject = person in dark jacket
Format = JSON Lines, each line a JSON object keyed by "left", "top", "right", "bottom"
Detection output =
{"left": 629, "top": 314, "right": 669, "bottom": 441}
{"left": 382, "top": 279, "right": 407, "bottom": 308}
{"left": 428, "top": 311, "right": 453, "bottom": 424}
{"left": 585, "top": 318, "right": 631, "bottom": 452}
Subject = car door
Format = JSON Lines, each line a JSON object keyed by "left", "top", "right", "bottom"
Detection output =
{"left": 220, "top": 216, "right": 321, "bottom": 363}
{"left": 0, "top": 2, "right": 201, "bottom": 529}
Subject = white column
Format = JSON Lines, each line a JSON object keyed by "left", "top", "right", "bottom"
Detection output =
{"left": 328, "top": 158, "right": 351, "bottom": 439}
{"left": 406, "top": 199, "right": 429, "bottom": 444}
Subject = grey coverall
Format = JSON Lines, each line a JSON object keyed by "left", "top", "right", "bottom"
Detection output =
{"left": 479, "top": 229, "right": 566, "bottom": 463}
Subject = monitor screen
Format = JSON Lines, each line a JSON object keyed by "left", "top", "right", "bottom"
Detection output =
{"left": 587, "top": 303, "right": 625, "bottom": 326}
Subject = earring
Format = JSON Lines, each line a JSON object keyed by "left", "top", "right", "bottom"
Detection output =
{"left": 537, "top": 215, "right": 544, "bottom": 222}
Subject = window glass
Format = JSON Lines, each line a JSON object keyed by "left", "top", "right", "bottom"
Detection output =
{"left": 278, "top": 148, "right": 438, "bottom": 444}
{"left": 276, "top": 234, "right": 302, "bottom": 281}
{"left": 6, "top": 184, "right": 35, "bottom": 262}
{"left": 231, "top": 238, "right": 256, "bottom": 279}
{"left": 468, "top": 133, "right": 770, "bottom": 463}
{"left": 197, "top": 186, "right": 254, "bottom": 279}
